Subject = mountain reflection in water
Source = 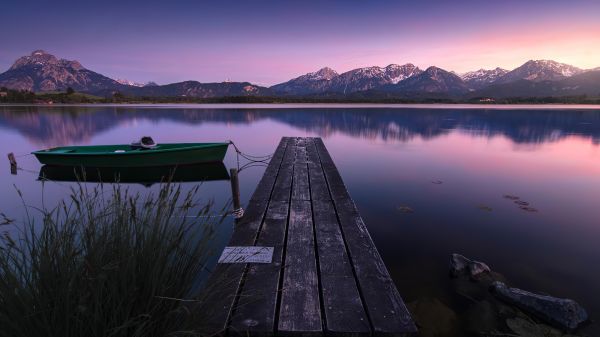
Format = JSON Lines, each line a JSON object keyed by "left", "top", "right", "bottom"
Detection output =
{"left": 1, "top": 105, "right": 599, "bottom": 147}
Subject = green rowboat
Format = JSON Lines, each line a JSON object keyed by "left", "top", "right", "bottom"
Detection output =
{"left": 32, "top": 142, "right": 229, "bottom": 167}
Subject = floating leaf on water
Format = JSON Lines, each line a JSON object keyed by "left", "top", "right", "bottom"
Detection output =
{"left": 503, "top": 194, "right": 520, "bottom": 200}
{"left": 519, "top": 206, "right": 538, "bottom": 212}
{"left": 397, "top": 205, "right": 414, "bottom": 213}
{"left": 431, "top": 180, "right": 443, "bottom": 185}
{"left": 514, "top": 200, "right": 530, "bottom": 206}
{"left": 477, "top": 204, "right": 493, "bottom": 212}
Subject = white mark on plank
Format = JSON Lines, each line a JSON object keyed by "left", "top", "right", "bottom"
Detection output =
{"left": 218, "top": 246, "right": 274, "bottom": 263}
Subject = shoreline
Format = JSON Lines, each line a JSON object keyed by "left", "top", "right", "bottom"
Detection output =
{"left": 2, "top": 102, "right": 600, "bottom": 110}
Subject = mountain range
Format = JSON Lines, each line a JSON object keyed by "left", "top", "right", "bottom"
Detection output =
{"left": 1, "top": 50, "right": 599, "bottom": 99}
{"left": 0, "top": 50, "right": 271, "bottom": 98}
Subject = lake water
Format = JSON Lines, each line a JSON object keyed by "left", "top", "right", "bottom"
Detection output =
{"left": 1, "top": 104, "right": 599, "bottom": 335}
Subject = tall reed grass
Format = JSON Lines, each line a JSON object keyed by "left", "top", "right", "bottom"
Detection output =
{"left": 0, "top": 183, "right": 224, "bottom": 337}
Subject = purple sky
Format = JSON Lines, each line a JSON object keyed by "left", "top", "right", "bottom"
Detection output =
{"left": 1, "top": 0, "right": 599, "bottom": 86}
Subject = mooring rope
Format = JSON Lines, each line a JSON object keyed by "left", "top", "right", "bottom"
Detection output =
{"left": 238, "top": 161, "right": 268, "bottom": 172}
{"left": 228, "top": 140, "right": 273, "bottom": 161}
{"left": 228, "top": 140, "right": 273, "bottom": 173}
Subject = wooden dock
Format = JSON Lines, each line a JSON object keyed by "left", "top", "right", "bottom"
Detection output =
{"left": 199, "top": 137, "right": 416, "bottom": 336}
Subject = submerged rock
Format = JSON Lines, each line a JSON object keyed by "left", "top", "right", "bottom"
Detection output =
{"left": 477, "top": 204, "right": 493, "bottom": 212}
{"left": 449, "top": 253, "right": 491, "bottom": 279}
{"left": 464, "top": 300, "right": 503, "bottom": 333}
{"left": 450, "top": 253, "right": 471, "bottom": 276}
{"left": 407, "top": 297, "right": 460, "bottom": 337}
{"left": 506, "top": 317, "right": 579, "bottom": 337}
{"left": 490, "top": 281, "right": 588, "bottom": 331}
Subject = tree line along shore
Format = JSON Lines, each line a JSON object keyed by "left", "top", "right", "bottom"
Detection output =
{"left": 1, "top": 87, "right": 600, "bottom": 105}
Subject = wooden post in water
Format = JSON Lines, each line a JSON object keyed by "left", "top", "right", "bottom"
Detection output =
{"left": 230, "top": 168, "right": 244, "bottom": 219}
{"left": 7, "top": 152, "right": 17, "bottom": 175}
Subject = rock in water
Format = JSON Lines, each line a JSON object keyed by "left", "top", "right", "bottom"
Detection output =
{"left": 470, "top": 260, "right": 491, "bottom": 278}
{"left": 407, "top": 298, "right": 460, "bottom": 337}
{"left": 490, "top": 281, "right": 588, "bottom": 331}
{"left": 450, "top": 253, "right": 491, "bottom": 279}
{"left": 449, "top": 253, "right": 471, "bottom": 277}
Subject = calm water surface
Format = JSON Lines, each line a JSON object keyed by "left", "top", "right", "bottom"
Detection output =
{"left": 1, "top": 105, "right": 599, "bottom": 334}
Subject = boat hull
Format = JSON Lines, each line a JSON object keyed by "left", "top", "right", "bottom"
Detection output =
{"left": 32, "top": 143, "right": 229, "bottom": 167}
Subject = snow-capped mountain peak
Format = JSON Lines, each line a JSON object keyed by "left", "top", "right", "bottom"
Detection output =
{"left": 393, "top": 66, "right": 469, "bottom": 95}
{"left": 385, "top": 63, "right": 422, "bottom": 84}
{"left": 528, "top": 60, "right": 582, "bottom": 77}
{"left": 9, "top": 50, "right": 84, "bottom": 71}
{"left": 461, "top": 67, "right": 507, "bottom": 80}
{"left": 496, "top": 60, "right": 583, "bottom": 84}
{"left": 270, "top": 63, "right": 423, "bottom": 94}
{"left": 305, "top": 67, "right": 338, "bottom": 81}
{"left": 329, "top": 63, "right": 422, "bottom": 92}
{"left": 115, "top": 79, "right": 146, "bottom": 87}
{"left": 269, "top": 67, "right": 339, "bottom": 95}
{"left": 460, "top": 67, "right": 509, "bottom": 89}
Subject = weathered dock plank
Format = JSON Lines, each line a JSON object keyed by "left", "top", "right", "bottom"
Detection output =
{"left": 312, "top": 200, "right": 371, "bottom": 336}
{"left": 306, "top": 138, "right": 370, "bottom": 336}
{"left": 314, "top": 138, "right": 417, "bottom": 336}
{"left": 270, "top": 141, "right": 295, "bottom": 202}
{"left": 199, "top": 137, "right": 416, "bottom": 337}
{"left": 278, "top": 139, "right": 322, "bottom": 335}
{"left": 278, "top": 198, "right": 322, "bottom": 336}
{"left": 229, "top": 200, "right": 289, "bottom": 336}
{"left": 197, "top": 138, "right": 290, "bottom": 335}
{"left": 228, "top": 141, "right": 295, "bottom": 336}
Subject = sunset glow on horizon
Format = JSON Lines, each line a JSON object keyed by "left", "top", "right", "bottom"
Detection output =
{"left": 1, "top": 0, "right": 599, "bottom": 85}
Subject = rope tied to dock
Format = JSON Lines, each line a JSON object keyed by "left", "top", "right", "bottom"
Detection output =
{"left": 228, "top": 140, "right": 273, "bottom": 173}
{"left": 228, "top": 140, "right": 273, "bottom": 161}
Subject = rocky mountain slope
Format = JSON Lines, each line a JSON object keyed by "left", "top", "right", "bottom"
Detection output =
{"left": 271, "top": 64, "right": 422, "bottom": 95}
{"left": 0, "top": 50, "right": 123, "bottom": 92}
{"left": 495, "top": 60, "right": 584, "bottom": 84}
{"left": 474, "top": 70, "right": 600, "bottom": 98}
{"left": 389, "top": 66, "right": 470, "bottom": 96}
{"left": 461, "top": 68, "right": 509, "bottom": 90}
{"left": 328, "top": 64, "right": 422, "bottom": 94}
{"left": 121, "top": 81, "right": 272, "bottom": 98}
{"left": 270, "top": 67, "right": 338, "bottom": 95}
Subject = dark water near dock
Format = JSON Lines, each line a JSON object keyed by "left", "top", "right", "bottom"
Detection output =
{"left": 1, "top": 104, "right": 599, "bottom": 335}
